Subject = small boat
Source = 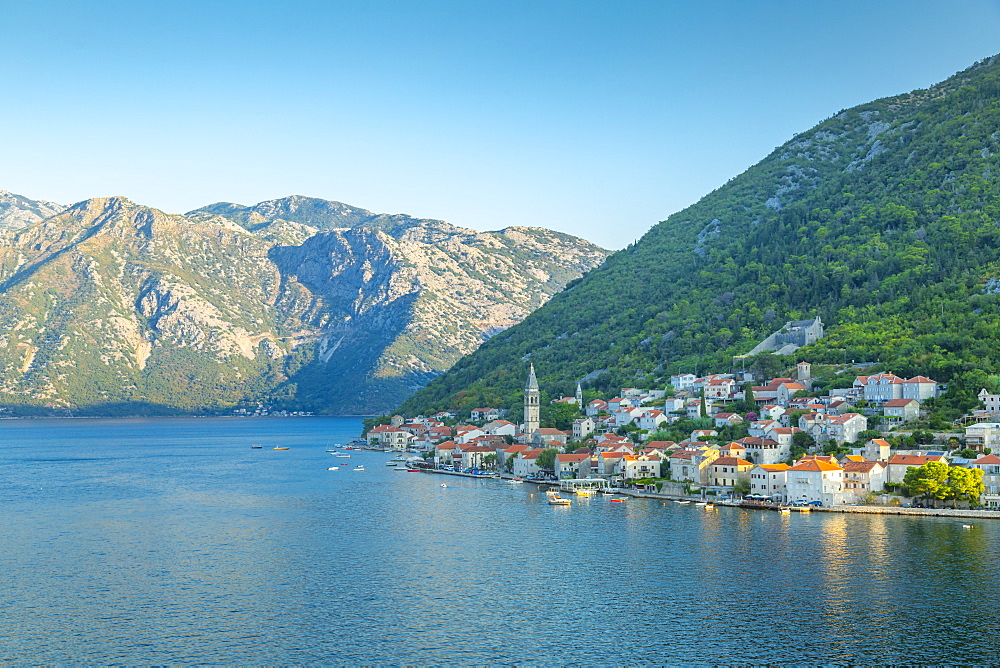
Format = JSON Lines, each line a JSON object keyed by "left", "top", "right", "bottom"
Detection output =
{"left": 273, "top": 447, "right": 289, "bottom": 451}
{"left": 546, "top": 490, "right": 571, "bottom": 505}
{"left": 336, "top": 454, "right": 351, "bottom": 458}
{"left": 705, "top": 504, "right": 715, "bottom": 509}
{"left": 406, "top": 468, "right": 421, "bottom": 472}
{"left": 610, "top": 497, "right": 626, "bottom": 503}
{"left": 328, "top": 466, "right": 339, "bottom": 471}
{"left": 695, "top": 502, "right": 707, "bottom": 506}
{"left": 440, "top": 484, "right": 448, "bottom": 488}
{"left": 353, "top": 466, "right": 365, "bottom": 471}
{"left": 507, "top": 478, "right": 524, "bottom": 485}
{"left": 675, "top": 500, "right": 690, "bottom": 504}
{"left": 250, "top": 444, "right": 262, "bottom": 449}
{"left": 779, "top": 507, "right": 791, "bottom": 514}
{"left": 575, "top": 488, "right": 596, "bottom": 497}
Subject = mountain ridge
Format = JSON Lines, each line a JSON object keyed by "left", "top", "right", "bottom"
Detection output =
{"left": 0, "top": 193, "right": 607, "bottom": 415}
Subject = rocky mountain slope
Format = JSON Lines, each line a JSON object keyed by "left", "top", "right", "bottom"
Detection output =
{"left": 0, "top": 195, "right": 606, "bottom": 414}
{"left": 400, "top": 54, "right": 1000, "bottom": 417}
{"left": 0, "top": 190, "right": 65, "bottom": 230}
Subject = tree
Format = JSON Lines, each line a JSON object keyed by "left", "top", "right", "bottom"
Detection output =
{"left": 699, "top": 388, "right": 708, "bottom": 418}
{"left": 744, "top": 383, "right": 755, "bottom": 406}
{"left": 948, "top": 466, "right": 985, "bottom": 504}
{"left": 483, "top": 453, "right": 497, "bottom": 470}
{"left": 732, "top": 479, "right": 751, "bottom": 496}
{"left": 535, "top": 447, "right": 559, "bottom": 472}
{"left": 542, "top": 402, "right": 579, "bottom": 430}
{"left": 903, "top": 461, "right": 951, "bottom": 502}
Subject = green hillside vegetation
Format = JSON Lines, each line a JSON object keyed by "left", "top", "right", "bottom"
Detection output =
{"left": 400, "top": 55, "right": 1000, "bottom": 420}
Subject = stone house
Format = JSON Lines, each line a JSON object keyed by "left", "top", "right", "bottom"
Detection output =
{"left": 708, "top": 456, "right": 753, "bottom": 488}
{"left": 883, "top": 398, "right": 920, "bottom": 424}
{"left": 841, "top": 460, "right": 887, "bottom": 502}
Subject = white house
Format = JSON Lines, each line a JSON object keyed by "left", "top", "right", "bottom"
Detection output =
{"left": 977, "top": 389, "right": 1000, "bottom": 413}
{"left": 970, "top": 454, "right": 1000, "bottom": 507}
{"left": 748, "top": 463, "right": 790, "bottom": 501}
{"left": 738, "top": 436, "right": 787, "bottom": 466}
{"left": 586, "top": 399, "right": 609, "bottom": 416}
{"left": 572, "top": 417, "right": 596, "bottom": 441}
{"left": 671, "top": 374, "right": 697, "bottom": 391}
{"left": 512, "top": 449, "right": 545, "bottom": 478}
{"left": 965, "top": 422, "right": 1000, "bottom": 452}
{"left": 785, "top": 459, "right": 845, "bottom": 506}
{"left": 483, "top": 420, "right": 518, "bottom": 437}
{"left": 638, "top": 410, "right": 669, "bottom": 431}
{"left": 621, "top": 454, "right": 662, "bottom": 480}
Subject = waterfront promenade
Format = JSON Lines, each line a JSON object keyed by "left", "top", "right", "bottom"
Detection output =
{"left": 422, "top": 468, "right": 1000, "bottom": 520}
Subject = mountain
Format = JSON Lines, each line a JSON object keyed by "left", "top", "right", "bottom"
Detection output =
{"left": 0, "top": 190, "right": 65, "bottom": 230}
{"left": 399, "top": 54, "right": 1000, "bottom": 419}
{"left": 0, "top": 195, "right": 606, "bottom": 415}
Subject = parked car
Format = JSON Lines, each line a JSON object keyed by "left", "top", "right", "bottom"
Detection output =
{"left": 792, "top": 499, "right": 808, "bottom": 507}
{"left": 808, "top": 500, "right": 823, "bottom": 507}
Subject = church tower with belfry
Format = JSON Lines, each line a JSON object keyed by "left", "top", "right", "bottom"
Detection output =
{"left": 524, "top": 363, "right": 540, "bottom": 436}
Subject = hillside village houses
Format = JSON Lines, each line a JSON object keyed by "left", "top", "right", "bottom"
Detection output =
{"left": 367, "top": 363, "right": 1000, "bottom": 506}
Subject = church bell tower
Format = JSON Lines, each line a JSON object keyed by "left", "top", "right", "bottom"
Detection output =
{"left": 524, "top": 363, "right": 540, "bottom": 436}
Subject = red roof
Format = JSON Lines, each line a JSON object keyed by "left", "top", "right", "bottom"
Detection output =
{"left": 884, "top": 398, "right": 917, "bottom": 407}
{"left": 842, "top": 460, "right": 882, "bottom": 473}
{"left": 713, "top": 457, "right": 752, "bottom": 467}
{"left": 790, "top": 459, "right": 842, "bottom": 472}
{"left": 887, "top": 454, "right": 946, "bottom": 466}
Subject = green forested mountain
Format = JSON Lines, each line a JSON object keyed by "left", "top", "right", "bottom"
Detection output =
{"left": 400, "top": 54, "right": 1000, "bottom": 417}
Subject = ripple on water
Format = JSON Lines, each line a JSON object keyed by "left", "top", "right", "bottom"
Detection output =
{"left": 2, "top": 418, "right": 1000, "bottom": 663}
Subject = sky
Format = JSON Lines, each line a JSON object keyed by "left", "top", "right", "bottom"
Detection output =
{"left": 1, "top": 1, "right": 999, "bottom": 250}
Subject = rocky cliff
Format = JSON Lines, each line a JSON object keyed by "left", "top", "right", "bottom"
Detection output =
{"left": 0, "top": 193, "right": 606, "bottom": 414}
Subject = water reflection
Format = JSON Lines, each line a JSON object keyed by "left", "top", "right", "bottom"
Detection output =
{"left": 5, "top": 421, "right": 1000, "bottom": 663}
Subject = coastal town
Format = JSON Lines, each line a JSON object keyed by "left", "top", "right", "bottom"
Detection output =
{"left": 367, "top": 360, "right": 1000, "bottom": 510}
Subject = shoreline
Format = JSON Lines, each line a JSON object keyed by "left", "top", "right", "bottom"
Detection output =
{"left": 421, "top": 468, "right": 999, "bottom": 520}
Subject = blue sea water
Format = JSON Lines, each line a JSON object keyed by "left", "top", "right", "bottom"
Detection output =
{"left": 2, "top": 416, "right": 1000, "bottom": 665}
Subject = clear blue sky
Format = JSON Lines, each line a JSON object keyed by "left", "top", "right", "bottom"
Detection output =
{"left": 1, "top": 0, "right": 998, "bottom": 249}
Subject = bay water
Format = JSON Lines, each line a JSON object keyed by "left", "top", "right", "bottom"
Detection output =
{"left": 2, "top": 417, "right": 999, "bottom": 664}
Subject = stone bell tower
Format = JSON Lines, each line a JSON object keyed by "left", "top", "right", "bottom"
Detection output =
{"left": 524, "top": 363, "right": 540, "bottom": 436}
